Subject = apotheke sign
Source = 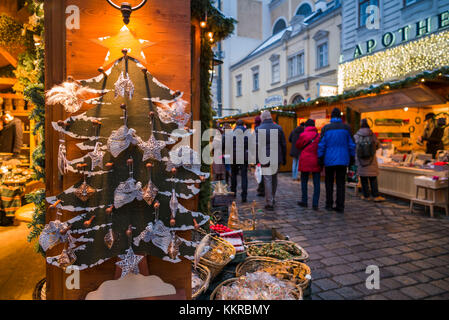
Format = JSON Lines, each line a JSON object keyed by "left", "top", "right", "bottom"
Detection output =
{"left": 353, "top": 10, "right": 449, "bottom": 58}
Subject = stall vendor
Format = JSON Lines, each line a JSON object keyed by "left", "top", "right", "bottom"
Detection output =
{"left": 0, "top": 113, "right": 23, "bottom": 156}
{"left": 419, "top": 113, "right": 445, "bottom": 159}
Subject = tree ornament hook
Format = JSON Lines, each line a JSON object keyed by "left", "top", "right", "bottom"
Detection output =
{"left": 106, "top": 0, "right": 148, "bottom": 24}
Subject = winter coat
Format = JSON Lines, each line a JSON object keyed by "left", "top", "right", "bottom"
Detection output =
{"left": 256, "top": 119, "right": 287, "bottom": 166}
{"left": 289, "top": 124, "right": 305, "bottom": 158}
{"left": 354, "top": 128, "right": 380, "bottom": 177}
{"left": 222, "top": 125, "right": 250, "bottom": 165}
{"left": 296, "top": 126, "right": 321, "bottom": 173}
{"left": 318, "top": 118, "right": 356, "bottom": 167}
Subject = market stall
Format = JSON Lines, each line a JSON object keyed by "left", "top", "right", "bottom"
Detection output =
{"left": 344, "top": 77, "right": 449, "bottom": 211}
{"left": 0, "top": 2, "right": 42, "bottom": 225}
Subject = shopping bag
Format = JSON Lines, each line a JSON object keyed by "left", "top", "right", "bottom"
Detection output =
{"left": 255, "top": 164, "right": 262, "bottom": 184}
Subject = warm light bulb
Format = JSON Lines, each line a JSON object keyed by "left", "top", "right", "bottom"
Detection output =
{"left": 403, "top": 107, "right": 409, "bottom": 112}
{"left": 200, "top": 21, "right": 207, "bottom": 28}
{"left": 207, "top": 32, "right": 213, "bottom": 39}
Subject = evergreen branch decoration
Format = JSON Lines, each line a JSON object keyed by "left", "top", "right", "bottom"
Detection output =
{"left": 191, "top": 0, "right": 235, "bottom": 215}
{"left": 10, "top": 1, "right": 45, "bottom": 253}
{"left": 218, "top": 66, "right": 449, "bottom": 121}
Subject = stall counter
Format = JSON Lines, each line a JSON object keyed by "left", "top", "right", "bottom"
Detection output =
{"left": 378, "top": 164, "right": 448, "bottom": 201}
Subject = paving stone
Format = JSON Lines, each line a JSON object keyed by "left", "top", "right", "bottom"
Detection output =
{"left": 363, "top": 294, "right": 387, "bottom": 300}
{"left": 415, "top": 283, "right": 446, "bottom": 296}
{"left": 392, "top": 275, "right": 418, "bottom": 286}
{"left": 400, "top": 286, "right": 429, "bottom": 299}
{"left": 333, "top": 274, "right": 362, "bottom": 286}
{"left": 320, "top": 256, "right": 348, "bottom": 266}
{"left": 334, "top": 286, "right": 363, "bottom": 299}
{"left": 430, "top": 279, "right": 449, "bottom": 291}
{"left": 383, "top": 265, "right": 408, "bottom": 276}
{"left": 380, "top": 278, "right": 403, "bottom": 290}
{"left": 314, "top": 278, "right": 339, "bottom": 291}
{"left": 422, "top": 269, "right": 446, "bottom": 280}
{"left": 326, "top": 264, "right": 355, "bottom": 276}
{"left": 383, "top": 290, "right": 411, "bottom": 300}
{"left": 317, "top": 290, "right": 345, "bottom": 300}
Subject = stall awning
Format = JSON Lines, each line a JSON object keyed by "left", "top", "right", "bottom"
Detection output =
{"left": 345, "top": 84, "right": 447, "bottom": 113}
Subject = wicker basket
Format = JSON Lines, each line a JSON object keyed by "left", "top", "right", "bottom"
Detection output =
{"left": 200, "top": 235, "right": 236, "bottom": 280}
{"left": 246, "top": 240, "right": 309, "bottom": 262}
{"left": 210, "top": 277, "right": 303, "bottom": 300}
{"left": 235, "top": 256, "right": 311, "bottom": 291}
{"left": 192, "top": 263, "right": 211, "bottom": 299}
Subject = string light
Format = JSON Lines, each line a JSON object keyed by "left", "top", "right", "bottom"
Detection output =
{"left": 338, "top": 30, "right": 449, "bottom": 92}
{"left": 200, "top": 21, "right": 207, "bottom": 28}
{"left": 403, "top": 107, "right": 409, "bottom": 112}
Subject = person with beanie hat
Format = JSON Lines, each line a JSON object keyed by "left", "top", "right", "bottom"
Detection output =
{"left": 256, "top": 110, "right": 287, "bottom": 210}
{"left": 296, "top": 119, "right": 321, "bottom": 210}
{"left": 420, "top": 112, "right": 444, "bottom": 158}
{"left": 318, "top": 107, "right": 356, "bottom": 213}
{"left": 289, "top": 121, "right": 306, "bottom": 180}
{"left": 354, "top": 118, "right": 385, "bottom": 202}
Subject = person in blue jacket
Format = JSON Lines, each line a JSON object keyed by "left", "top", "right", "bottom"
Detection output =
{"left": 318, "top": 108, "right": 356, "bottom": 213}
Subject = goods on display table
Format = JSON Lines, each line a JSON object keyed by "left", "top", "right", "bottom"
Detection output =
{"left": 246, "top": 240, "right": 309, "bottom": 261}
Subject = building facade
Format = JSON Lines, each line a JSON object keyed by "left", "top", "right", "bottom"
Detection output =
{"left": 229, "top": 0, "right": 341, "bottom": 114}
{"left": 339, "top": 0, "right": 449, "bottom": 91}
{"left": 211, "top": 0, "right": 272, "bottom": 117}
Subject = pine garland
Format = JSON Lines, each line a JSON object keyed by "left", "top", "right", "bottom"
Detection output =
{"left": 11, "top": 0, "right": 45, "bottom": 252}
{"left": 219, "top": 66, "right": 449, "bottom": 121}
{"left": 191, "top": 0, "right": 235, "bottom": 214}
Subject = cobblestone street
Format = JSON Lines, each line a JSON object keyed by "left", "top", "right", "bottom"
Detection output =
{"left": 237, "top": 172, "right": 449, "bottom": 300}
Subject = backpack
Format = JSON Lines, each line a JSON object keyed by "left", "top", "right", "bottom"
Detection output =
{"left": 357, "top": 134, "right": 375, "bottom": 160}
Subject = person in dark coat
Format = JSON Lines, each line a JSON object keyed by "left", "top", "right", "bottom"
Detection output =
{"left": 254, "top": 115, "right": 265, "bottom": 196}
{"left": 0, "top": 114, "right": 23, "bottom": 156}
{"left": 256, "top": 110, "right": 287, "bottom": 210}
{"left": 354, "top": 119, "right": 385, "bottom": 202}
{"left": 318, "top": 108, "right": 356, "bottom": 213}
{"left": 420, "top": 113, "right": 445, "bottom": 158}
{"left": 229, "top": 119, "right": 249, "bottom": 202}
{"left": 296, "top": 119, "right": 321, "bottom": 210}
{"left": 289, "top": 122, "right": 305, "bottom": 180}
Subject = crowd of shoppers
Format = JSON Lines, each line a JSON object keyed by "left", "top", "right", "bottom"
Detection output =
{"left": 216, "top": 107, "right": 385, "bottom": 212}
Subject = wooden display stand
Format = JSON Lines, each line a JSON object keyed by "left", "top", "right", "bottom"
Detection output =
{"left": 44, "top": 0, "right": 200, "bottom": 300}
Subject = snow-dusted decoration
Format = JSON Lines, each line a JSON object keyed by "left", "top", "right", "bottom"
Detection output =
{"left": 46, "top": 81, "right": 106, "bottom": 113}
{"left": 114, "top": 72, "right": 135, "bottom": 99}
{"left": 155, "top": 98, "right": 191, "bottom": 129}
{"left": 116, "top": 247, "right": 144, "bottom": 279}
{"left": 114, "top": 178, "right": 143, "bottom": 209}
{"left": 107, "top": 126, "right": 138, "bottom": 158}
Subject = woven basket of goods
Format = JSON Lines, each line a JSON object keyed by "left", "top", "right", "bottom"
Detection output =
{"left": 192, "top": 263, "right": 211, "bottom": 299}
{"left": 235, "top": 256, "right": 311, "bottom": 291}
{"left": 199, "top": 235, "right": 236, "bottom": 280}
{"left": 210, "top": 272, "right": 303, "bottom": 300}
{"left": 246, "top": 240, "right": 309, "bottom": 262}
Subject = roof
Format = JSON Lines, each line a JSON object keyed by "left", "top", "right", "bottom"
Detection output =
{"left": 230, "top": 0, "right": 341, "bottom": 70}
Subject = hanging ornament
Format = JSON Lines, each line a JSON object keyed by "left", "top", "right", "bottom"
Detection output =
{"left": 46, "top": 80, "right": 106, "bottom": 113}
{"left": 57, "top": 121, "right": 69, "bottom": 176}
{"left": 39, "top": 209, "right": 70, "bottom": 252}
{"left": 88, "top": 142, "right": 105, "bottom": 170}
{"left": 74, "top": 164, "right": 95, "bottom": 202}
{"left": 116, "top": 225, "right": 144, "bottom": 279}
{"left": 169, "top": 169, "right": 178, "bottom": 227}
{"left": 107, "top": 104, "right": 138, "bottom": 158}
{"left": 104, "top": 206, "right": 119, "bottom": 249}
{"left": 134, "top": 202, "right": 172, "bottom": 253}
{"left": 114, "top": 71, "right": 135, "bottom": 99}
{"left": 165, "top": 145, "right": 201, "bottom": 173}
{"left": 137, "top": 112, "right": 166, "bottom": 162}
{"left": 57, "top": 234, "right": 77, "bottom": 270}
{"left": 142, "top": 163, "right": 158, "bottom": 206}
{"left": 113, "top": 157, "right": 143, "bottom": 208}
{"left": 167, "top": 231, "right": 182, "bottom": 260}
{"left": 155, "top": 96, "right": 191, "bottom": 129}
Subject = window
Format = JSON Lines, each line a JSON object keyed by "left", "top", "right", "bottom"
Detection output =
{"left": 288, "top": 53, "right": 304, "bottom": 78}
{"left": 291, "top": 94, "right": 304, "bottom": 104}
{"left": 317, "top": 42, "right": 328, "bottom": 68}
{"left": 253, "top": 72, "right": 259, "bottom": 91}
{"left": 272, "top": 18, "right": 287, "bottom": 35}
{"left": 404, "top": 0, "right": 420, "bottom": 6}
{"left": 296, "top": 3, "right": 312, "bottom": 17}
{"left": 236, "top": 75, "right": 242, "bottom": 97}
{"left": 359, "top": 0, "right": 379, "bottom": 27}
{"left": 271, "top": 61, "right": 280, "bottom": 84}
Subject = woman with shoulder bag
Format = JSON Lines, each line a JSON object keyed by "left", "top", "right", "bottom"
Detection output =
{"left": 354, "top": 119, "right": 385, "bottom": 202}
{"left": 296, "top": 119, "right": 321, "bottom": 210}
